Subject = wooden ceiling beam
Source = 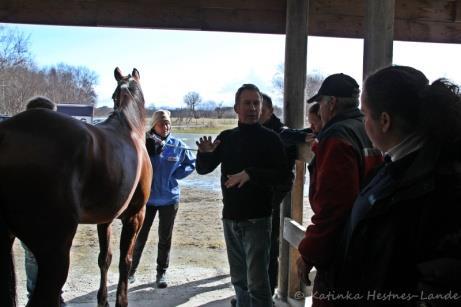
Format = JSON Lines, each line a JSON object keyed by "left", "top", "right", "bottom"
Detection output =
{"left": 1, "top": 0, "right": 461, "bottom": 44}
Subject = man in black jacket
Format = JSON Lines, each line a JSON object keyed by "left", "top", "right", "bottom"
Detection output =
{"left": 259, "top": 93, "right": 312, "bottom": 297}
{"left": 196, "top": 84, "right": 291, "bottom": 307}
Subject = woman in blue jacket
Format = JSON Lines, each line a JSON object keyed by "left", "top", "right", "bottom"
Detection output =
{"left": 129, "top": 110, "right": 196, "bottom": 288}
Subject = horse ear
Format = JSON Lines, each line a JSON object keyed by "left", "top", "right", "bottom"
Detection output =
{"left": 114, "top": 67, "right": 123, "bottom": 81}
{"left": 132, "top": 68, "right": 140, "bottom": 81}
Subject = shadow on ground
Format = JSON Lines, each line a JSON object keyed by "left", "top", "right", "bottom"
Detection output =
{"left": 66, "top": 274, "right": 233, "bottom": 307}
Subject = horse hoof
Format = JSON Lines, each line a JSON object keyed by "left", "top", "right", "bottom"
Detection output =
{"left": 97, "top": 302, "right": 109, "bottom": 307}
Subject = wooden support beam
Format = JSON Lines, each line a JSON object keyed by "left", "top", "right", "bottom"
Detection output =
{"left": 278, "top": 0, "right": 309, "bottom": 302}
{"left": 288, "top": 160, "right": 306, "bottom": 299}
{"left": 456, "top": 0, "right": 461, "bottom": 22}
{"left": 283, "top": 0, "right": 308, "bottom": 130}
{"left": 279, "top": 194, "right": 292, "bottom": 301}
{"left": 363, "top": 0, "right": 395, "bottom": 80}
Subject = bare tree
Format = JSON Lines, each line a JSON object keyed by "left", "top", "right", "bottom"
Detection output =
{"left": 43, "top": 64, "right": 97, "bottom": 105}
{"left": 272, "top": 63, "right": 284, "bottom": 98}
{"left": 272, "top": 63, "right": 324, "bottom": 100}
{"left": 215, "top": 101, "right": 225, "bottom": 119}
{"left": 305, "top": 73, "right": 324, "bottom": 100}
{"left": 0, "top": 63, "right": 98, "bottom": 115}
{"left": 0, "top": 26, "right": 34, "bottom": 114}
{"left": 0, "top": 26, "right": 31, "bottom": 69}
{"left": 183, "top": 91, "right": 202, "bottom": 120}
{"left": 272, "top": 63, "right": 324, "bottom": 123}
{"left": 0, "top": 26, "right": 99, "bottom": 115}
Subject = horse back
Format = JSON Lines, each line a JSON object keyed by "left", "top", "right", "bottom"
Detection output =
{"left": 0, "top": 109, "right": 143, "bottom": 226}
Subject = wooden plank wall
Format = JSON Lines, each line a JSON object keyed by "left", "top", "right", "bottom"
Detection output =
{"left": 1, "top": 0, "right": 461, "bottom": 43}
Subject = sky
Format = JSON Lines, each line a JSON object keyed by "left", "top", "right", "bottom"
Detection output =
{"left": 3, "top": 23, "right": 461, "bottom": 109}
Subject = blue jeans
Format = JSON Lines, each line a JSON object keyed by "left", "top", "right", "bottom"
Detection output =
{"left": 223, "top": 217, "right": 272, "bottom": 307}
{"left": 21, "top": 242, "right": 38, "bottom": 298}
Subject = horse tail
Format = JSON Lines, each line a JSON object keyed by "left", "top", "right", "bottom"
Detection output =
{"left": 0, "top": 213, "right": 17, "bottom": 306}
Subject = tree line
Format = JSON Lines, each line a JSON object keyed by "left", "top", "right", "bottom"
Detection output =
{"left": 0, "top": 26, "right": 97, "bottom": 115}
{"left": 1, "top": 25, "right": 324, "bottom": 121}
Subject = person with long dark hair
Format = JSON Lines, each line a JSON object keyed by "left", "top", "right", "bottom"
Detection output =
{"left": 336, "top": 65, "right": 461, "bottom": 306}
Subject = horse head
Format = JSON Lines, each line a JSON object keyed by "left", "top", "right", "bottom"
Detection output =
{"left": 111, "top": 67, "right": 146, "bottom": 135}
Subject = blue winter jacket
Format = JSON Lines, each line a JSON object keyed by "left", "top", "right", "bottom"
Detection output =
{"left": 147, "top": 134, "right": 196, "bottom": 207}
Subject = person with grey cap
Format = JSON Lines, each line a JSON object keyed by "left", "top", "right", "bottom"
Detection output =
{"left": 296, "top": 73, "right": 382, "bottom": 307}
{"left": 128, "top": 109, "right": 196, "bottom": 288}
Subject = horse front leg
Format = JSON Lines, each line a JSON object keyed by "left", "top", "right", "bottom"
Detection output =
{"left": 116, "top": 207, "right": 145, "bottom": 307}
{"left": 97, "top": 223, "right": 112, "bottom": 307}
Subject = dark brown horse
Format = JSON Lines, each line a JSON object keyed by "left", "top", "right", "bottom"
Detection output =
{"left": 0, "top": 68, "right": 152, "bottom": 307}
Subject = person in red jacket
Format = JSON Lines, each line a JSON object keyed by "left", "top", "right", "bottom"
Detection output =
{"left": 297, "top": 73, "right": 382, "bottom": 307}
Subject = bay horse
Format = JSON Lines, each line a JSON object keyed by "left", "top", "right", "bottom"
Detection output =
{"left": 0, "top": 68, "right": 153, "bottom": 307}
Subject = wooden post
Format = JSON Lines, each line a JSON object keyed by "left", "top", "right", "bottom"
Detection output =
{"left": 456, "top": 0, "right": 461, "bottom": 22}
{"left": 363, "top": 0, "right": 395, "bottom": 80}
{"left": 283, "top": 0, "right": 309, "bottom": 130}
{"left": 288, "top": 160, "right": 306, "bottom": 299}
{"left": 279, "top": 193, "right": 291, "bottom": 301}
{"left": 279, "top": 0, "right": 309, "bottom": 302}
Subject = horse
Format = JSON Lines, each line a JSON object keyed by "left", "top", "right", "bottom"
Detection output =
{"left": 0, "top": 67, "right": 153, "bottom": 307}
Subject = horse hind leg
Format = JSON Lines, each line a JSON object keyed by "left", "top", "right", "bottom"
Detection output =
{"left": 0, "top": 222, "right": 16, "bottom": 307}
{"left": 97, "top": 222, "right": 113, "bottom": 307}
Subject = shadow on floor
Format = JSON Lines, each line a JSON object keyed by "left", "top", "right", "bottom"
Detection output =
{"left": 66, "top": 274, "right": 233, "bottom": 307}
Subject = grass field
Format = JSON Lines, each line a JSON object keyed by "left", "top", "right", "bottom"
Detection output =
{"left": 146, "top": 117, "right": 238, "bottom": 134}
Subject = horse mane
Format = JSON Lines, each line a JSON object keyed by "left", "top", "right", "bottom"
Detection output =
{"left": 119, "top": 79, "right": 146, "bottom": 136}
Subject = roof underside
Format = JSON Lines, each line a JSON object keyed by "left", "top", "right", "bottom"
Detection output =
{"left": 1, "top": 0, "right": 461, "bottom": 44}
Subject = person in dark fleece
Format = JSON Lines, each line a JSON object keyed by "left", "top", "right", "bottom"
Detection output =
{"left": 259, "top": 92, "right": 311, "bottom": 298}
{"left": 196, "top": 84, "right": 291, "bottom": 307}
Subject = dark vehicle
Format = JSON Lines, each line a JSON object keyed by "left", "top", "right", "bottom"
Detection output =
{"left": 56, "top": 104, "right": 94, "bottom": 123}
{"left": 0, "top": 115, "right": 10, "bottom": 122}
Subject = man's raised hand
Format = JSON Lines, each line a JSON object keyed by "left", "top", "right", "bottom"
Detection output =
{"left": 196, "top": 136, "right": 221, "bottom": 153}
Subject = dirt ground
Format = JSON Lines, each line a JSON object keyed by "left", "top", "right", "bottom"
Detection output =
{"left": 13, "top": 187, "right": 235, "bottom": 306}
{"left": 12, "top": 186, "right": 312, "bottom": 306}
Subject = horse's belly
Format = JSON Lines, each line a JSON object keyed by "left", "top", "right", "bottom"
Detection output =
{"left": 78, "top": 190, "right": 135, "bottom": 224}
{"left": 78, "top": 205, "right": 128, "bottom": 224}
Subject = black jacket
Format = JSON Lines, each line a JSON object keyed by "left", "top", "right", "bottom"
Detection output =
{"left": 196, "top": 122, "right": 291, "bottom": 220}
{"left": 263, "top": 114, "right": 310, "bottom": 172}
{"left": 335, "top": 141, "right": 461, "bottom": 306}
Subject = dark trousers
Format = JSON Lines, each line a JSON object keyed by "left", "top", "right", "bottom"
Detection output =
{"left": 130, "top": 204, "right": 178, "bottom": 275}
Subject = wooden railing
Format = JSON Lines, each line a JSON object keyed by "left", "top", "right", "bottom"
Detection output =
{"left": 277, "top": 143, "right": 314, "bottom": 306}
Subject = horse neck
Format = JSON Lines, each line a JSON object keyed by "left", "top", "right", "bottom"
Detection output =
{"left": 113, "top": 103, "right": 146, "bottom": 138}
